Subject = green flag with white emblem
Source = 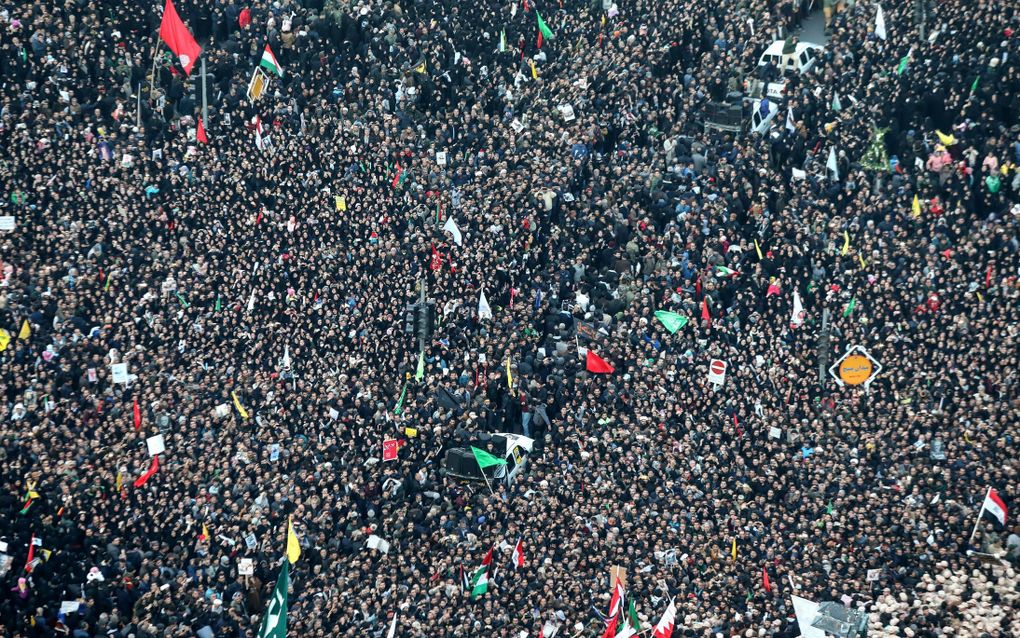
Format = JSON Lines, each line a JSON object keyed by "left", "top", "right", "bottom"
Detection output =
{"left": 259, "top": 561, "right": 289, "bottom": 638}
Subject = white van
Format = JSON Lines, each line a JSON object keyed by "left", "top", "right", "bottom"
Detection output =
{"left": 758, "top": 40, "right": 823, "bottom": 75}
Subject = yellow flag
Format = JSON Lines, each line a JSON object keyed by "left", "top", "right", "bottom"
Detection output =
{"left": 335, "top": 195, "right": 347, "bottom": 211}
{"left": 841, "top": 231, "right": 850, "bottom": 256}
{"left": 201, "top": 523, "right": 210, "bottom": 540}
{"left": 286, "top": 517, "right": 301, "bottom": 564}
{"left": 754, "top": 239, "right": 763, "bottom": 260}
{"left": 731, "top": 538, "right": 737, "bottom": 560}
{"left": 976, "top": 291, "right": 984, "bottom": 303}
{"left": 415, "top": 62, "right": 426, "bottom": 74}
{"left": 529, "top": 59, "right": 538, "bottom": 80}
{"left": 231, "top": 391, "right": 250, "bottom": 420}
{"left": 935, "top": 130, "right": 956, "bottom": 146}
{"left": 115, "top": 469, "right": 123, "bottom": 492}
{"left": 912, "top": 194, "right": 921, "bottom": 217}
{"left": 18, "top": 319, "right": 30, "bottom": 340}
{"left": 601, "top": 15, "right": 606, "bottom": 28}
{"left": 405, "top": 427, "right": 418, "bottom": 438}
{"left": 858, "top": 254, "right": 866, "bottom": 269}
{"left": 0, "top": 328, "right": 9, "bottom": 351}
{"left": 506, "top": 359, "right": 513, "bottom": 390}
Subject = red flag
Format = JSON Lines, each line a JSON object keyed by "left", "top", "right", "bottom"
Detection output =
{"left": 133, "top": 455, "right": 160, "bottom": 488}
{"left": 600, "top": 616, "right": 619, "bottom": 638}
{"left": 695, "top": 275, "right": 702, "bottom": 299}
{"left": 430, "top": 244, "right": 443, "bottom": 271}
{"left": 537, "top": 30, "right": 544, "bottom": 49}
{"left": 586, "top": 351, "right": 615, "bottom": 374}
{"left": 238, "top": 7, "right": 252, "bottom": 28}
{"left": 701, "top": 299, "right": 711, "bottom": 326}
{"left": 762, "top": 565, "right": 771, "bottom": 592}
{"left": 986, "top": 264, "right": 993, "bottom": 289}
{"left": 133, "top": 398, "right": 141, "bottom": 431}
{"left": 159, "top": 0, "right": 202, "bottom": 76}
{"left": 197, "top": 116, "right": 208, "bottom": 143}
{"left": 391, "top": 163, "right": 402, "bottom": 188}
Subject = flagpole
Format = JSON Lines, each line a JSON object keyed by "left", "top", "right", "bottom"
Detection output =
{"left": 479, "top": 461, "right": 496, "bottom": 496}
{"left": 967, "top": 486, "right": 990, "bottom": 547}
{"left": 149, "top": 39, "right": 161, "bottom": 100}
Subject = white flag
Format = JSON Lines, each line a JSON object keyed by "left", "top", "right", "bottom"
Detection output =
{"left": 785, "top": 108, "right": 795, "bottom": 132}
{"left": 874, "top": 4, "right": 887, "bottom": 40}
{"left": 478, "top": 290, "right": 493, "bottom": 320}
{"left": 282, "top": 344, "right": 292, "bottom": 369}
{"left": 386, "top": 611, "right": 398, "bottom": 638}
{"left": 791, "top": 290, "right": 805, "bottom": 327}
{"left": 442, "top": 216, "right": 463, "bottom": 246}
{"left": 826, "top": 147, "right": 839, "bottom": 181}
{"left": 247, "top": 289, "right": 257, "bottom": 312}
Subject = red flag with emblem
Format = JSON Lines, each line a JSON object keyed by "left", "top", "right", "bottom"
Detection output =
{"left": 159, "top": 0, "right": 202, "bottom": 76}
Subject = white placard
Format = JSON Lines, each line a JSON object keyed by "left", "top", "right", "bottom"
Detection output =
{"left": 366, "top": 535, "right": 390, "bottom": 554}
{"left": 244, "top": 533, "right": 257, "bottom": 549}
{"left": 146, "top": 434, "right": 165, "bottom": 457}
{"left": 110, "top": 363, "right": 129, "bottom": 384}
{"left": 707, "top": 359, "right": 727, "bottom": 385}
{"left": 436, "top": 151, "right": 447, "bottom": 166}
{"left": 60, "top": 601, "right": 80, "bottom": 614}
{"left": 768, "top": 426, "right": 782, "bottom": 439}
{"left": 328, "top": 408, "right": 339, "bottom": 420}
{"left": 866, "top": 569, "right": 881, "bottom": 581}
{"left": 0, "top": 216, "right": 15, "bottom": 231}
{"left": 238, "top": 558, "right": 254, "bottom": 575}
{"left": 511, "top": 119, "right": 524, "bottom": 133}
{"left": 559, "top": 104, "right": 576, "bottom": 121}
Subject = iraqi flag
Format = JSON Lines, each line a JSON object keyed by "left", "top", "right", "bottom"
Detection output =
{"left": 980, "top": 487, "right": 1007, "bottom": 526}
{"left": 159, "top": 0, "right": 202, "bottom": 76}
{"left": 511, "top": 538, "right": 524, "bottom": 569}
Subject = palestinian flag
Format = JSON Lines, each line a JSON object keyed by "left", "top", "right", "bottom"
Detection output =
{"left": 470, "top": 545, "right": 494, "bottom": 598}
{"left": 470, "top": 564, "right": 489, "bottom": 598}
{"left": 260, "top": 45, "right": 284, "bottom": 77}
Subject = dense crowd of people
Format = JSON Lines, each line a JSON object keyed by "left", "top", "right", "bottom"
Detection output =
{"left": 1, "top": 0, "right": 1019, "bottom": 636}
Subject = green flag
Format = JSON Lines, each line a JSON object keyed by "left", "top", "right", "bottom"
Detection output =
{"left": 896, "top": 56, "right": 909, "bottom": 75}
{"left": 258, "top": 561, "right": 289, "bottom": 638}
{"left": 653, "top": 311, "right": 689, "bottom": 334}
{"left": 214, "top": 295, "right": 222, "bottom": 312}
{"left": 970, "top": 76, "right": 979, "bottom": 95}
{"left": 393, "top": 382, "right": 407, "bottom": 415}
{"left": 415, "top": 351, "right": 425, "bottom": 382}
{"left": 470, "top": 565, "right": 489, "bottom": 598}
{"left": 536, "top": 12, "right": 555, "bottom": 41}
{"left": 628, "top": 599, "right": 641, "bottom": 631}
{"left": 715, "top": 265, "right": 738, "bottom": 277}
{"left": 843, "top": 296, "right": 857, "bottom": 318}
{"left": 471, "top": 446, "right": 506, "bottom": 469}
{"left": 499, "top": 29, "right": 507, "bottom": 52}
